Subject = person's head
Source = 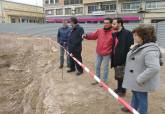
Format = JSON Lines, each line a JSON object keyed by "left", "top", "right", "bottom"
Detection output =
{"left": 132, "top": 25, "right": 157, "bottom": 45}
{"left": 70, "top": 17, "right": 78, "bottom": 28}
{"left": 112, "top": 17, "right": 124, "bottom": 30}
{"left": 103, "top": 18, "right": 113, "bottom": 29}
{"left": 62, "top": 19, "right": 68, "bottom": 27}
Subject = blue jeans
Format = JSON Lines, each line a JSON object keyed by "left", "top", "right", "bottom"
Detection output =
{"left": 95, "top": 54, "right": 111, "bottom": 83}
{"left": 60, "top": 46, "right": 70, "bottom": 66}
{"left": 131, "top": 91, "right": 148, "bottom": 114}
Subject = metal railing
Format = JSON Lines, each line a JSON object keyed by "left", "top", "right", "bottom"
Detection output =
{"left": 122, "top": 2, "right": 140, "bottom": 11}
{"left": 146, "top": 1, "right": 165, "bottom": 10}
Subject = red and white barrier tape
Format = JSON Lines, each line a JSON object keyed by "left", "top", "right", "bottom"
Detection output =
{"left": 52, "top": 39, "right": 139, "bottom": 114}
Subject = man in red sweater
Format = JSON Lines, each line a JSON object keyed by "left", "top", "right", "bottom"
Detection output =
{"left": 82, "top": 18, "right": 113, "bottom": 85}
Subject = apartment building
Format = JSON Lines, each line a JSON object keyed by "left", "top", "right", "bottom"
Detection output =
{"left": 44, "top": 0, "right": 165, "bottom": 23}
{"left": 44, "top": 0, "right": 84, "bottom": 16}
{"left": 0, "top": 0, "right": 44, "bottom": 23}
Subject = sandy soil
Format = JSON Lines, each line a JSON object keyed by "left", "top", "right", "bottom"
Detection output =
{"left": 0, "top": 33, "right": 164, "bottom": 114}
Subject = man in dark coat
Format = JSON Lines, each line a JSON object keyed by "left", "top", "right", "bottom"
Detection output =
{"left": 67, "top": 17, "right": 84, "bottom": 76}
{"left": 111, "top": 17, "right": 134, "bottom": 96}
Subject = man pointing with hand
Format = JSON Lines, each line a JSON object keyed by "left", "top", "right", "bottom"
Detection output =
{"left": 82, "top": 18, "right": 113, "bottom": 86}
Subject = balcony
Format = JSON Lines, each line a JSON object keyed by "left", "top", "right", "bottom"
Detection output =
{"left": 87, "top": 2, "right": 116, "bottom": 14}
{"left": 83, "top": 0, "right": 114, "bottom": 4}
{"left": 122, "top": 2, "right": 140, "bottom": 12}
{"left": 101, "top": 3, "right": 116, "bottom": 13}
{"left": 146, "top": 1, "right": 165, "bottom": 10}
{"left": 64, "top": 0, "right": 83, "bottom": 5}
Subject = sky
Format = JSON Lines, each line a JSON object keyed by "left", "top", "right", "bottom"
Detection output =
{"left": 7, "top": 0, "right": 43, "bottom": 6}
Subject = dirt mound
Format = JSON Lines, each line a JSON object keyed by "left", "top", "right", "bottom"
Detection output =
{"left": 0, "top": 34, "right": 58, "bottom": 114}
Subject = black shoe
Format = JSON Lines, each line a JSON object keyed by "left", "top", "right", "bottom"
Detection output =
{"left": 76, "top": 72, "right": 83, "bottom": 76}
{"left": 59, "top": 65, "right": 63, "bottom": 69}
{"left": 118, "top": 91, "right": 126, "bottom": 97}
{"left": 67, "top": 69, "right": 75, "bottom": 73}
{"left": 114, "top": 89, "right": 126, "bottom": 97}
{"left": 121, "top": 107, "right": 132, "bottom": 113}
{"left": 114, "top": 89, "right": 120, "bottom": 93}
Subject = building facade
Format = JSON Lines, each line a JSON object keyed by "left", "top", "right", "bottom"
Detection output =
{"left": 0, "top": 0, "right": 44, "bottom": 23}
{"left": 44, "top": 0, "right": 84, "bottom": 17}
{"left": 44, "top": 0, "right": 165, "bottom": 23}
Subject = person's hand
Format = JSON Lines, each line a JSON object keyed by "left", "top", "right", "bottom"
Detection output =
{"left": 136, "top": 80, "right": 144, "bottom": 87}
{"left": 82, "top": 34, "right": 87, "bottom": 39}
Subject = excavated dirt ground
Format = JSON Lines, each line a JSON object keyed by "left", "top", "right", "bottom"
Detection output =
{"left": 0, "top": 33, "right": 165, "bottom": 114}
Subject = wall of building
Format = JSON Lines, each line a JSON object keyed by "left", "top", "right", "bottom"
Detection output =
{"left": 44, "top": 0, "right": 84, "bottom": 17}
{"left": 1, "top": 1, "right": 44, "bottom": 23}
{"left": 44, "top": 0, "right": 165, "bottom": 23}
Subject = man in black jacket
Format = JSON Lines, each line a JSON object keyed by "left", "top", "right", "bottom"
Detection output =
{"left": 111, "top": 18, "right": 134, "bottom": 96}
{"left": 67, "top": 17, "right": 84, "bottom": 76}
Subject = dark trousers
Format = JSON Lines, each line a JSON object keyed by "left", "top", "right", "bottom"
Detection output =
{"left": 69, "top": 49, "right": 83, "bottom": 73}
{"left": 115, "top": 66, "right": 126, "bottom": 93}
{"left": 117, "top": 79, "right": 126, "bottom": 92}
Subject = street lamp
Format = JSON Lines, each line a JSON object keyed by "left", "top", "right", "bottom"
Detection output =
{"left": 137, "top": 0, "right": 148, "bottom": 23}
{"left": 138, "top": 8, "right": 148, "bottom": 23}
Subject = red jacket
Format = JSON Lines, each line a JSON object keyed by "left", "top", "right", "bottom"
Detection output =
{"left": 85, "top": 28, "right": 113, "bottom": 56}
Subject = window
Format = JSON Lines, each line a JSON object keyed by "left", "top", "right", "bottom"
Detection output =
{"left": 102, "top": 3, "right": 116, "bottom": 12}
{"left": 123, "top": 0, "right": 140, "bottom": 2}
{"left": 64, "top": 0, "right": 83, "bottom": 5}
{"left": 65, "top": 8, "right": 72, "bottom": 15}
{"left": 73, "top": 0, "right": 82, "bottom": 4}
{"left": 75, "top": 7, "right": 83, "bottom": 14}
{"left": 55, "top": 0, "right": 59, "bottom": 3}
{"left": 46, "top": 10, "right": 54, "bottom": 15}
{"left": 70, "top": 0, "right": 74, "bottom": 4}
{"left": 122, "top": 2, "right": 140, "bottom": 11}
{"left": 146, "top": 1, "right": 165, "bottom": 9}
{"left": 11, "top": 18, "right": 16, "bottom": 23}
{"left": 88, "top": 5, "right": 99, "bottom": 13}
{"left": 132, "top": 0, "right": 140, "bottom": 1}
{"left": 64, "top": 0, "right": 69, "bottom": 5}
{"left": 45, "top": 0, "right": 49, "bottom": 4}
{"left": 56, "top": 9, "right": 63, "bottom": 15}
{"left": 146, "top": 2, "right": 156, "bottom": 9}
{"left": 50, "top": 0, "right": 54, "bottom": 4}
